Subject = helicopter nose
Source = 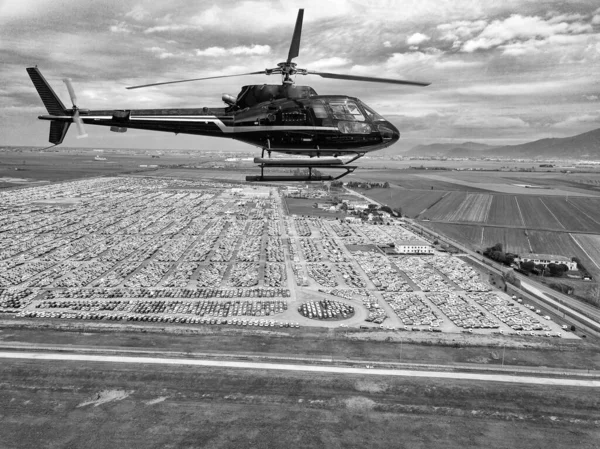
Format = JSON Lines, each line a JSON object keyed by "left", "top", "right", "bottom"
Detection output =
{"left": 377, "top": 122, "right": 400, "bottom": 143}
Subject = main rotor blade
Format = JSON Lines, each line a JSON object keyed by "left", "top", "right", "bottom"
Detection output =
{"left": 287, "top": 9, "right": 304, "bottom": 63}
{"left": 126, "top": 71, "right": 266, "bottom": 90}
{"left": 307, "top": 71, "right": 430, "bottom": 86}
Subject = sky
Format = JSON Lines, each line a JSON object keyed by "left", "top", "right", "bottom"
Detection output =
{"left": 1, "top": 0, "right": 599, "bottom": 152}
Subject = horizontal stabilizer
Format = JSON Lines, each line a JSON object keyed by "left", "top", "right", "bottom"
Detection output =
{"left": 49, "top": 121, "right": 71, "bottom": 145}
{"left": 254, "top": 157, "right": 343, "bottom": 166}
{"left": 246, "top": 175, "right": 335, "bottom": 182}
{"left": 26, "top": 67, "right": 67, "bottom": 115}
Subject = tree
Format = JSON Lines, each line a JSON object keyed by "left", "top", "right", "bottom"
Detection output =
{"left": 520, "top": 260, "right": 535, "bottom": 272}
{"left": 491, "top": 243, "right": 503, "bottom": 252}
{"left": 383, "top": 181, "right": 390, "bottom": 188}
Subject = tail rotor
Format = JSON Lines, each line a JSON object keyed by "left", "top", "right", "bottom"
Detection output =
{"left": 63, "top": 78, "right": 88, "bottom": 138}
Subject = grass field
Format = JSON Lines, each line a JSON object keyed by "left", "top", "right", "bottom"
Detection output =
{"left": 2, "top": 357, "right": 599, "bottom": 449}
{"left": 284, "top": 197, "right": 345, "bottom": 218}
{"left": 355, "top": 187, "right": 448, "bottom": 217}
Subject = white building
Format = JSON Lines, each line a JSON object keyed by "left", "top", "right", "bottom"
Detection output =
{"left": 520, "top": 254, "right": 577, "bottom": 270}
{"left": 395, "top": 239, "right": 433, "bottom": 254}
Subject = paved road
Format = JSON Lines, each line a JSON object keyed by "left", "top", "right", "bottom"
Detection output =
{"left": 2, "top": 351, "right": 599, "bottom": 387}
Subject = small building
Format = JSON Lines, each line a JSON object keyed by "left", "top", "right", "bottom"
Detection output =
{"left": 395, "top": 239, "right": 433, "bottom": 254}
{"left": 519, "top": 254, "right": 577, "bottom": 270}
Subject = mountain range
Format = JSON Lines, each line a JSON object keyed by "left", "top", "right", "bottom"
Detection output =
{"left": 405, "top": 127, "right": 600, "bottom": 159}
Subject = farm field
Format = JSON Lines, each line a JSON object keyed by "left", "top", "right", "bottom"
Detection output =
{"left": 422, "top": 223, "right": 483, "bottom": 248}
{"left": 568, "top": 197, "right": 600, "bottom": 227}
{"left": 354, "top": 187, "right": 447, "bottom": 217}
{"left": 419, "top": 192, "right": 493, "bottom": 223}
{"left": 447, "top": 193, "right": 492, "bottom": 222}
{"left": 570, "top": 234, "right": 600, "bottom": 276}
{"left": 540, "top": 197, "right": 600, "bottom": 233}
{"left": 347, "top": 171, "right": 490, "bottom": 192}
{"left": 527, "top": 231, "right": 600, "bottom": 277}
{"left": 420, "top": 191, "right": 466, "bottom": 220}
{"left": 486, "top": 195, "right": 523, "bottom": 227}
{"left": 482, "top": 227, "right": 531, "bottom": 254}
{"left": 516, "top": 196, "right": 564, "bottom": 230}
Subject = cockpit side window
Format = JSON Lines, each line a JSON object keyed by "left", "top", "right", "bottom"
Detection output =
{"left": 311, "top": 100, "right": 329, "bottom": 119}
{"left": 358, "top": 101, "right": 385, "bottom": 121}
{"left": 328, "top": 101, "right": 365, "bottom": 121}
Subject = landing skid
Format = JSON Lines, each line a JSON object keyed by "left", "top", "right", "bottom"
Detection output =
{"left": 247, "top": 151, "right": 364, "bottom": 182}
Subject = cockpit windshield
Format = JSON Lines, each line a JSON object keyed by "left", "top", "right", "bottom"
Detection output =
{"left": 358, "top": 101, "right": 385, "bottom": 121}
{"left": 328, "top": 101, "right": 365, "bottom": 121}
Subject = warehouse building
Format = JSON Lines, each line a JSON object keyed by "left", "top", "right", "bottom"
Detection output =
{"left": 395, "top": 239, "right": 433, "bottom": 254}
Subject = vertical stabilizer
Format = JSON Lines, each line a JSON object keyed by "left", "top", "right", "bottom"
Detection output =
{"left": 26, "top": 67, "right": 67, "bottom": 115}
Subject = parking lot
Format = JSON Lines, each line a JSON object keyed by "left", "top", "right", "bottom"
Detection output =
{"left": 0, "top": 176, "right": 575, "bottom": 338}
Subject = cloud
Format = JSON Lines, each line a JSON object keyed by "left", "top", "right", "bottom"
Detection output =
{"left": 551, "top": 113, "right": 600, "bottom": 128}
{"left": 454, "top": 115, "right": 530, "bottom": 128}
{"left": 195, "top": 45, "right": 271, "bottom": 57}
{"left": 456, "top": 81, "right": 574, "bottom": 96}
{"left": 461, "top": 14, "right": 594, "bottom": 52}
{"left": 406, "top": 33, "right": 430, "bottom": 45}
{"left": 125, "top": 5, "right": 150, "bottom": 21}
{"left": 383, "top": 41, "right": 391, "bottom": 48}
{"left": 437, "top": 20, "right": 488, "bottom": 42}
{"left": 109, "top": 22, "right": 132, "bottom": 34}
{"left": 309, "top": 57, "right": 352, "bottom": 70}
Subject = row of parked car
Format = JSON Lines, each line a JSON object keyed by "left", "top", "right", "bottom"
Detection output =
{"left": 264, "top": 263, "right": 287, "bottom": 287}
{"left": 468, "top": 292, "right": 551, "bottom": 332}
{"left": 426, "top": 256, "right": 490, "bottom": 292}
{"left": 18, "top": 309, "right": 301, "bottom": 328}
{"left": 298, "top": 300, "right": 354, "bottom": 320}
{"left": 383, "top": 292, "right": 442, "bottom": 327}
{"left": 354, "top": 251, "right": 413, "bottom": 292}
{"left": 43, "top": 287, "right": 291, "bottom": 300}
{"left": 35, "top": 298, "right": 288, "bottom": 317}
{"left": 427, "top": 292, "right": 499, "bottom": 329}
{"left": 307, "top": 262, "right": 338, "bottom": 287}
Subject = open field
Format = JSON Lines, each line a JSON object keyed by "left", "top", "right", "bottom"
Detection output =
{"left": 284, "top": 197, "right": 345, "bottom": 218}
{"left": 422, "top": 223, "right": 483, "bottom": 248}
{"left": 486, "top": 195, "right": 523, "bottom": 227}
{"left": 516, "top": 196, "right": 564, "bottom": 229}
{"left": 353, "top": 187, "right": 448, "bottom": 217}
{"left": 0, "top": 149, "right": 217, "bottom": 185}
{"left": 571, "top": 234, "right": 600, "bottom": 275}
{"left": 1, "top": 356, "right": 599, "bottom": 449}
{"left": 348, "top": 171, "right": 490, "bottom": 192}
{"left": 482, "top": 227, "right": 531, "bottom": 254}
{"left": 420, "top": 192, "right": 466, "bottom": 220}
{"left": 540, "top": 197, "right": 600, "bottom": 233}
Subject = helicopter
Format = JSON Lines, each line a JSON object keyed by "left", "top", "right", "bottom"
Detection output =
{"left": 27, "top": 9, "right": 429, "bottom": 182}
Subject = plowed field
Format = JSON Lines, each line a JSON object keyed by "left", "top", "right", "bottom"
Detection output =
{"left": 421, "top": 192, "right": 466, "bottom": 221}
{"left": 487, "top": 196, "right": 523, "bottom": 226}
{"left": 423, "top": 223, "right": 483, "bottom": 248}
{"left": 570, "top": 234, "right": 600, "bottom": 276}
{"left": 541, "top": 198, "right": 599, "bottom": 232}
{"left": 482, "top": 227, "right": 531, "bottom": 254}
{"left": 516, "top": 196, "right": 564, "bottom": 230}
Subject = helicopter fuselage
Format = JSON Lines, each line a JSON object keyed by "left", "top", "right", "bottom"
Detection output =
{"left": 38, "top": 91, "right": 400, "bottom": 157}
